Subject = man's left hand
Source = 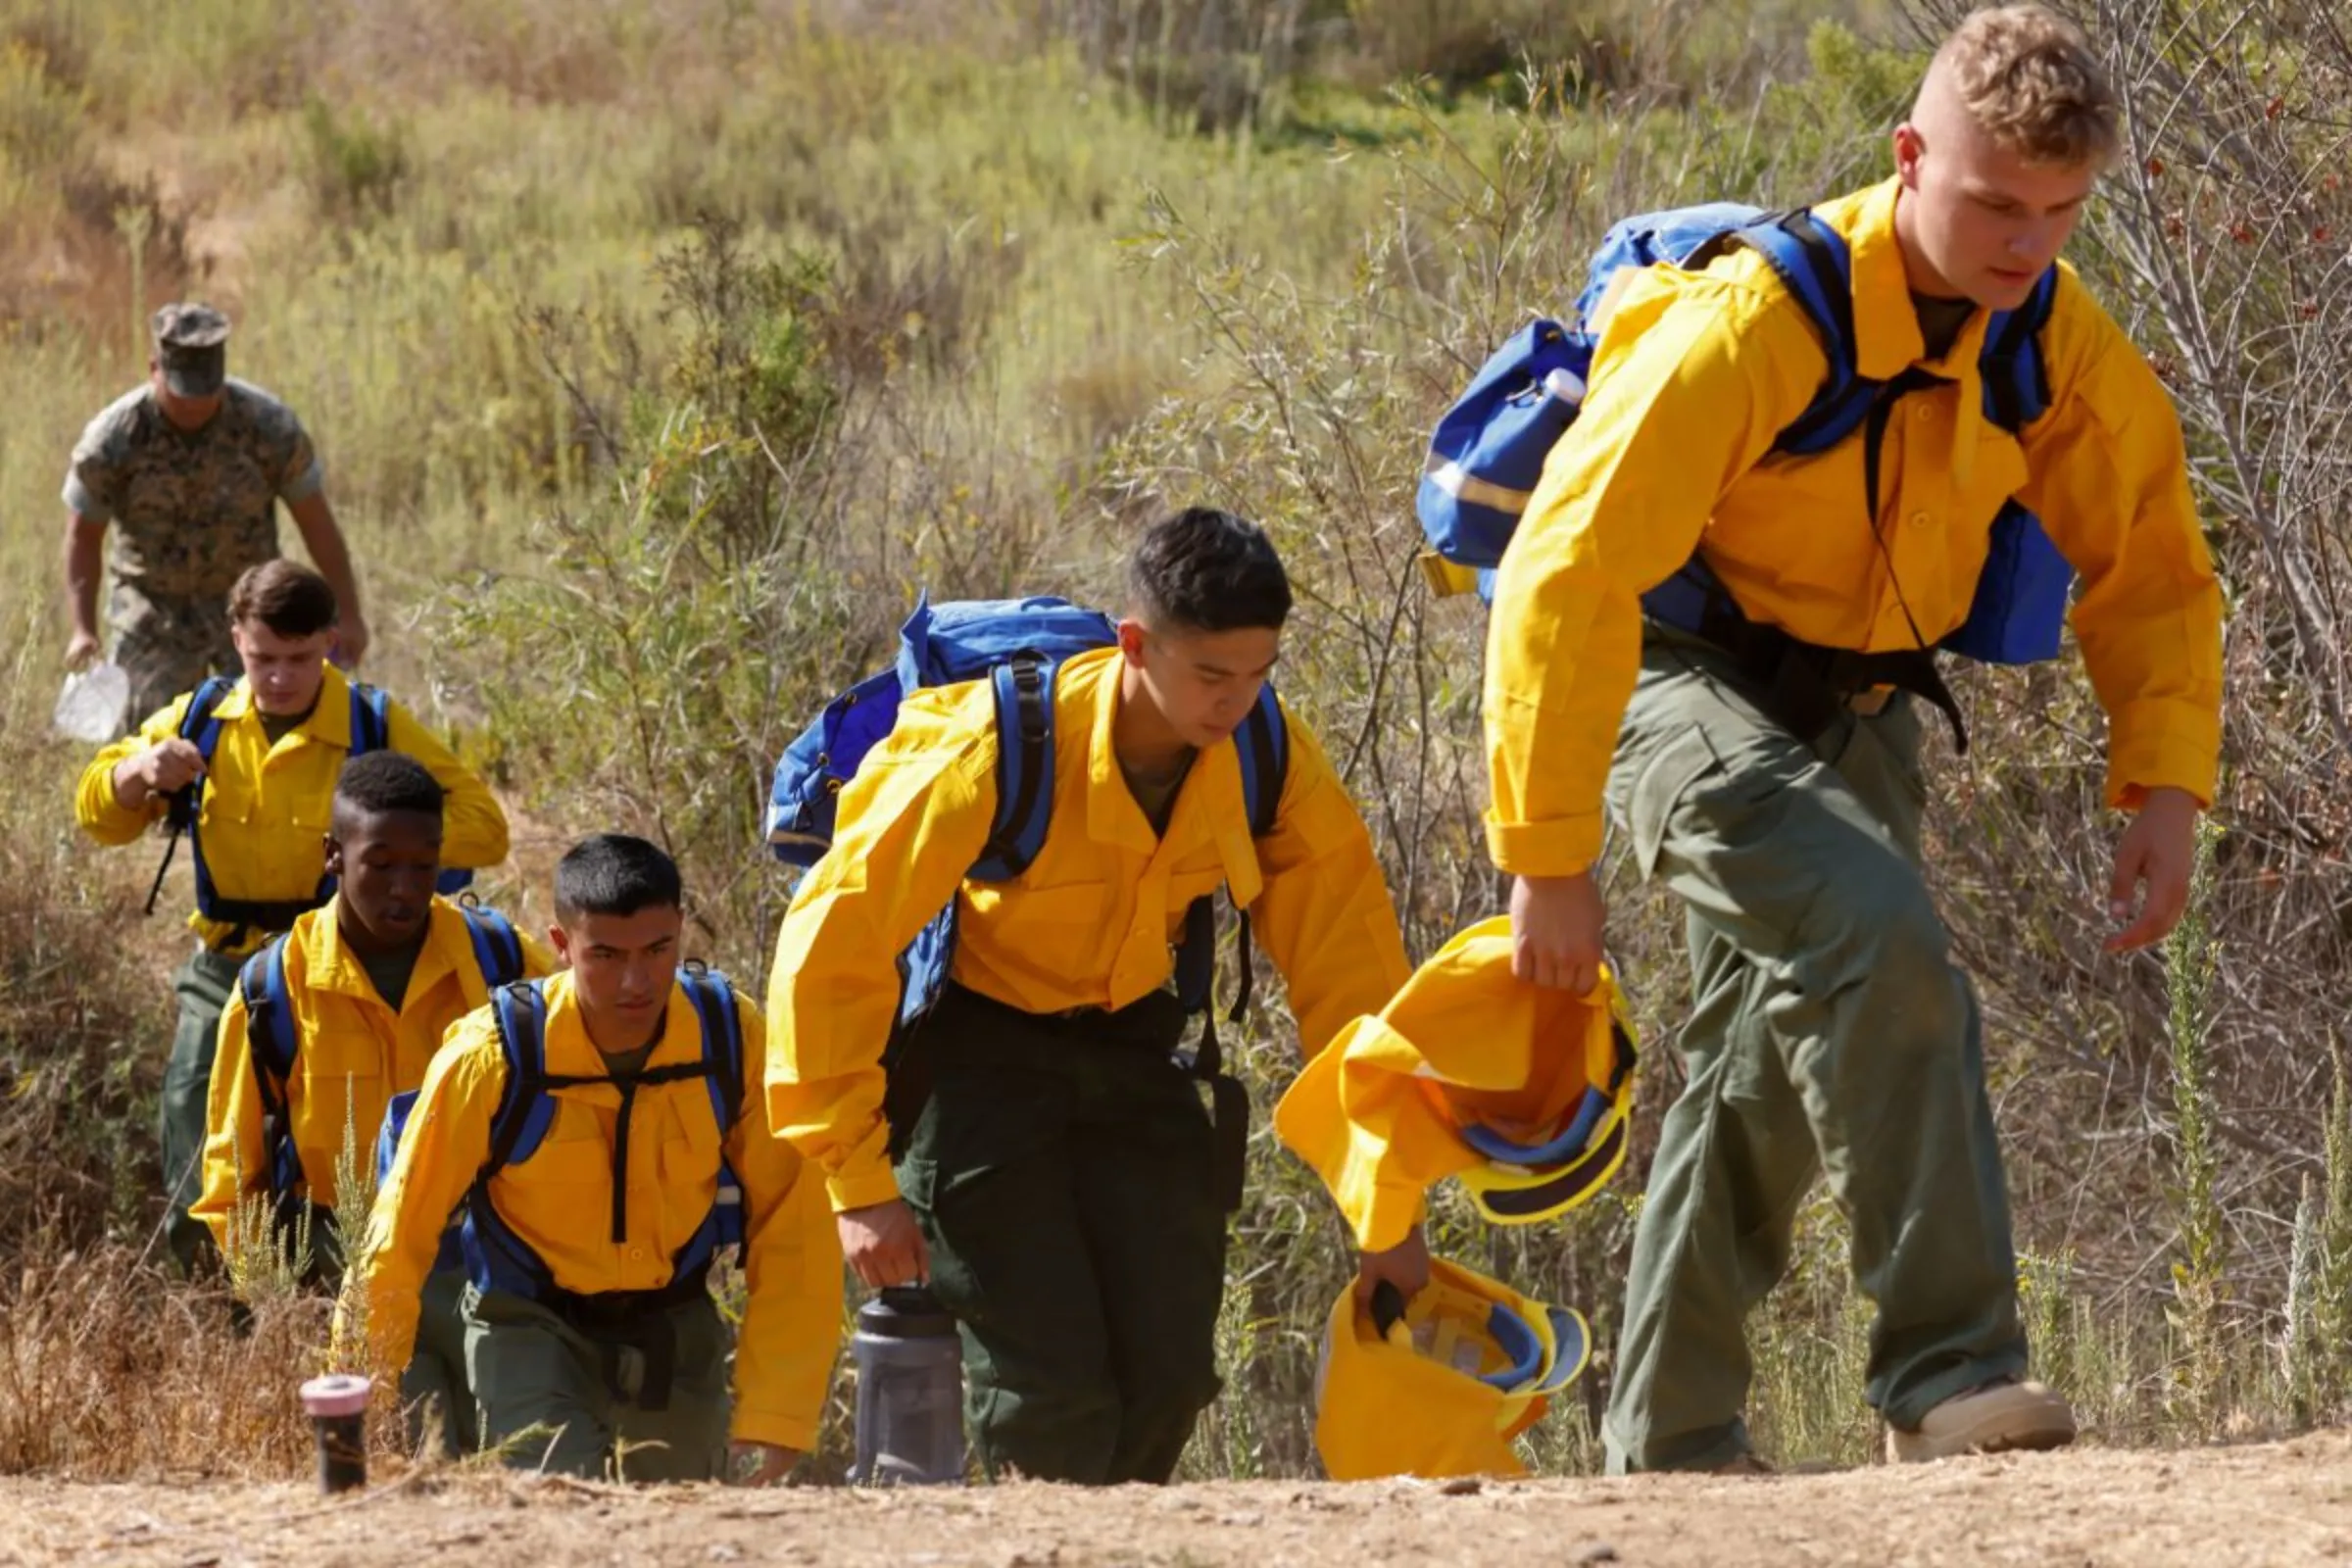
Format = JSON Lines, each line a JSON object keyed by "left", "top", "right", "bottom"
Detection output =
{"left": 2105, "top": 786, "right": 2202, "bottom": 954}
{"left": 726, "top": 1440, "right": 801, "bottom": 1487}
{"left": 1354, "top": 1223, "right": 1432, "bottom": 1311}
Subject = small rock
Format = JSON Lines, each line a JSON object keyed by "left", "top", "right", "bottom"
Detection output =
{"left": 709, "top": 1547, "right": 747, "bottom": 1564}
{"left": 1575, "top": 1544, "right": 1619, "bottom": 1564}
{"left": 1439, "top": 1476, "right": 1483, "bottom": 1496}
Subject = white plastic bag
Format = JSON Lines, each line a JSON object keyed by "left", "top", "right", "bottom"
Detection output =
{"left": 52, "top": 661, "right": 130, "bottom": 744}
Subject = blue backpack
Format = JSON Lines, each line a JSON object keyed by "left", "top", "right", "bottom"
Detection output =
{"left": 154, "top": 674, "right": 474, "bottom": 931}
{"left": 1417, "top": 203, "right": 2068, "bottom": 667}
{"left": 765, "top": 593, "right": 1291, "bottom": 1031}
{"left": 239, "top": 902, "right": 524, "bottom": 1250}
{"left": 373, "top": 968, "right": 749, "bottom": 1298}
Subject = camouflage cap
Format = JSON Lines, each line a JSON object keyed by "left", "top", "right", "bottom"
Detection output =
{"left": 151, "top": 302, "right": 229, "bottom": 399}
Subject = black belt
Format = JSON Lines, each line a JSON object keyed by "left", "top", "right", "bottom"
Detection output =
{"left": 887, "top": 982, "right": 1249, "bottom": 1213}
{"left": 1647, "top": 595, "right": 1969, "bottom": 756}
{"left": 539, "top": 1261, "right": 711, "bottom": 1411}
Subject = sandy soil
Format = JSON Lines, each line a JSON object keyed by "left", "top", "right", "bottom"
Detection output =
{"left": 5, "top": 1432, "right": 2351, "bottom": 1568}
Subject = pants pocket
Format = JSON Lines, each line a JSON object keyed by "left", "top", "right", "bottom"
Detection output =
{"left": 1623, "top": 727, "right": 1721, "bottom": 879}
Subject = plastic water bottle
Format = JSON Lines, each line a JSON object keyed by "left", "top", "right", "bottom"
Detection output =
{"left": 51, "top": 662, "right": 129, "bottom": 744}
{"left": 850, "top": 1286, "right": 966, "bottom": 1485}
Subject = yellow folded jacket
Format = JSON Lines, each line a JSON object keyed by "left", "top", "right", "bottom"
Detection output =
{"left": 1274, "top": 916, "right": 1635, "bottom": 1251}
{"left": 1313, "top": 1256, "right": 1588, "bottom": 1481}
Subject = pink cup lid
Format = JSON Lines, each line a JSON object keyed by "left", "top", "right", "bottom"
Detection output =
{"left": 299, "top": 1374, "right": 372, "bottom": 1419}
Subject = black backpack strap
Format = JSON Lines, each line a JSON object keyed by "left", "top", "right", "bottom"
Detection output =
{"left": 1862, "top": 366, "right": 1955, "bottom": 522}
{"left": 973, "top": 655, "right": 1055, "bottom": 880}
{"left": 146, "top": 675, "right": 238, "bottom": 918}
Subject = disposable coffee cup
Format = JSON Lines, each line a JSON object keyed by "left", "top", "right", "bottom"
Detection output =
{"left": 299, "top": 1374, "right": 371, "bottom": 1494}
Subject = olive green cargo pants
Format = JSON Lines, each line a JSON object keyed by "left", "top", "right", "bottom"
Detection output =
{"left": 403, "top": 1267, "right": 481, "bottom": 1458}
{"left": 464, "top": 1282, "right": 732, "bottom": 1481}
{"left": 895, "top": 983, "right": 1227, "bottom": 1485}
{"left": 1600, "top": 628, "right": 2026, "bottom": 1473}
{"left": 162, "top": 947, "right": 242, "bottom": 1275}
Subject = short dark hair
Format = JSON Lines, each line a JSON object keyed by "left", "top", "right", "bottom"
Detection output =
{"left": 227, "top": 559, "right": 338, "bottom": 638}
{"left": 334, "top": 751, "right": 445, "bottom": 820}
{"left": 1127, "top": 507, "right": 1292, "bottom": 634}
{"left": 554, "top": 833, "right": 683, "bottom": 922}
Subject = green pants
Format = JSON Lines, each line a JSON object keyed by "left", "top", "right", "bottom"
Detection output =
{"left": 896, "top": 984, "right": 1227, "bottom": 1485}
{"left": 464, "top": 1281, "right": 731, "bottom": 1481}
{"left": 163, "top": 947, "right": 242, "bottom": 1275}
{"left": 403, "top": 1267, "right": 480, "bottom": 1458}
{"left": 1600, "top": 629, "right": 2025, "bottom": 1474}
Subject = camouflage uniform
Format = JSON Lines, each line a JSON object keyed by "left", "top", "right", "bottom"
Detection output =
{"left": 63, "top": 378, "right": 324, "bottom": 721}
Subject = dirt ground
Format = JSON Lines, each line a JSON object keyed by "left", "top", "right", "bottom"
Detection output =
{"left": 6, "top": 1432, "right": 2352, "bottom": 1568}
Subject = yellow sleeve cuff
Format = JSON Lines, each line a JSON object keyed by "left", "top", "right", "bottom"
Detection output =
{"left": 2106, "top": 719, "right": 2221, "bottom": 813}
{"left": 1482, "top": 809, "right": 1602, "bottom": 879}
{"left": 826, "top": 1164, "right": 906, "bottom": 1214}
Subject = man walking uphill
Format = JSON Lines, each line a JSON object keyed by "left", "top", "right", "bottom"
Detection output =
{"left": 61, "top": 302, "right": 370, "bottom": 724}
{"left": 1483, "top": 6, "right": 2224, "bottom": 1472}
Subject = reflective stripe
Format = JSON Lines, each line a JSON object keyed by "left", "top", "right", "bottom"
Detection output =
{"left": 1421, "top": 455, "right": 1533, "bottom": 517}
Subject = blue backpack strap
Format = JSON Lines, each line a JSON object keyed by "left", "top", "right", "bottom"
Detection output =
{"left": 907, "top": 654, "right": 1057, "bottom": 1022}
{"left": 178, "top": 674, "right": 238, "bottom": 754}
{"left": 373, "top": 1089, "right": 419, "bottom": 1192}
{"left": 678, "top": 967, "right": 747, "bottom": 1256}
{"left": 172, "top": 675, "right": 239, "bottom": 920}
{"left": 238, "top": 935, "right": 304, "bottom": 1202}
{"left": 972, "top": 657, "right": 1056, "bottom": 881}
{"left": 463, "top": 979, "right": 559, "bottom": 1296}
{"left": 458, "top": 905, "right": 525, "bottom": 991}
{"left": 1979, "top": 265, "right": 2058, "bottom": 432}
{"left": 678, "top": 967, "right": 745, "bottom": 1136}
{"left": 1723, "top": 212, "right": 1870, "bottom": 456}
{"left": 346, "top": 682, "right": 391, "bottom": 756}
{"left": 481, "top": 981, "right": 554, "bottom": 1182}
{"left": 1233, "top": 683, "right": 1290, "bottom": 839}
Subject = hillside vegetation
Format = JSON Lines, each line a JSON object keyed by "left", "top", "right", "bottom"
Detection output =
{"left": 3, "top": 0, "right": 2344, "bottom": 1481}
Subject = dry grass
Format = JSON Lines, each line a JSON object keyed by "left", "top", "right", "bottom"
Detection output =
{"left": 3, "top": 0, "right": 2347, "bottom": 1487}
{"left": 0, "top": 1250, "right": 328, "bottom": 1477}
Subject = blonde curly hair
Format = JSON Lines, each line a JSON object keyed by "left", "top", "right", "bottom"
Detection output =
{"left": 1932, "top": 5, "right": 2120, "bottom": 167}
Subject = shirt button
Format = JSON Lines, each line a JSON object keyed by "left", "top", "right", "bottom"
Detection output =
{"left": 629, "top": 1247, "right": 646, "bottom": 1261}
{"left": 1910, "top": 512, "right": 1933, "bottom": 528}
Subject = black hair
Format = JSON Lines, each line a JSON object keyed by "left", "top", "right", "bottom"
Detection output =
{"left": 554, "top": 833, "right": 683, "bottom": 922}
{"left": 333, "top": 751, "right": 445, "bottom": 821}
{"left": 1127, "top": 507, "right": 1293, "bottom": 634}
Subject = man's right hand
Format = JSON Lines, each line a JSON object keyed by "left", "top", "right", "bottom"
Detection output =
{"left": 140, "top": 739, "right": 206, "bottom": 795}
{"left": 1509, "top": 871, "right": 1607, "bottom": 995}
{"left": 63, "top": 629, "right": 100, "bottom": 670}
{"left": 838, "top": 1198, "right": 929, "bottom": 1290}
{"left": 113, "top": 738, "right": 205, "bottom": 809}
